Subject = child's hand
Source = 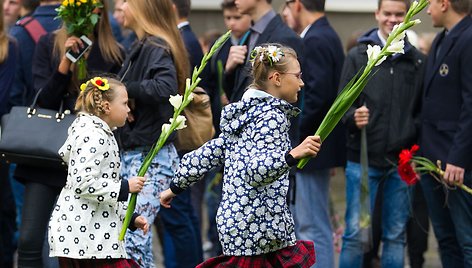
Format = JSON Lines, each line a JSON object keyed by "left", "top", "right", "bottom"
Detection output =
{"left": 128, "top": 176, "right": 146, "bottom": 193}
{"left": 134, "top": 215, "right": 149, "bottom": 235}
{"left": 160, "top": 189, "right": 176, "bottom": 208}
{"left": 290, "top": 135, "right": 321, "bottom": 159}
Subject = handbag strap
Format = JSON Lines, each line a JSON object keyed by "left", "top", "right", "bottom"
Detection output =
{"left": 28, "top": 88, "right": 68, "bottom": 121}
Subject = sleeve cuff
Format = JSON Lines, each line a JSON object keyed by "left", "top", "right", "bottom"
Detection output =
{"left": 285, "top": 152, "right": 299, "bottom": 167}
{"left": 170, "top": 181, "right": 185, "bottom": 195}
{"left": 127, "top": 213, "right": 139, "bottom": 231}
{"left": 118, "top": 179, "right": 129, "bottom": 202}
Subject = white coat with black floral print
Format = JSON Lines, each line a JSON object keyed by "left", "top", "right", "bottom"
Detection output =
{"left": 49, "top": 113, "right": 128, "bottom": 259}
{"left": 171, "top": 89, "right": 300, "bottom": 256}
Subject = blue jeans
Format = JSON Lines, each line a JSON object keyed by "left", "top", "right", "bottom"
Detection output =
{"left": 420, "top": 171, "right": 472, "bottom": 267}
{"left": 295, "top": 168, "right": 333, "bottom": 268}
{"left": 121, "top": 144, "right": 179, "bottom": 268}
{"left": 339, "top": 161, "right": 411, "bottom": 268}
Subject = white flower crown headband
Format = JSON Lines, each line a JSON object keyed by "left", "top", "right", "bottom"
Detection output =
{"left": 250, "top": 45, "right": 285, "bottom": 67}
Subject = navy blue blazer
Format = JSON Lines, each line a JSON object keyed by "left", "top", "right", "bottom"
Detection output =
{"left": 298, "top": 17, "right": 346, "bottom": 170}
{"left": 229, "top": 15, "right": 303, "bottom": 103}
{"left": 420, "top": 16, "right": 472, "bottom": 170}
{"left": 180, "top": 24, "right": 204, "bottom": 72}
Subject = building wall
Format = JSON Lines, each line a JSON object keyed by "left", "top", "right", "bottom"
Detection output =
{"left": 189, "top": 0, "right": 438, "bottom": 51}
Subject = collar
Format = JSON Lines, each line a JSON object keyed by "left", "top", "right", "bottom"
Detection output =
{"left": 300, "top": 24, "right": 312, "bottom": 38}
{"left": 251, "top": 10, "right": 276, "bottom": 35}
{"left": 376, "top": 30, "right": 387, "bottom": 46}
{"left": 177, "top": 21, "right": 190, "bottom": 30}
{"left": 242, "top": 87, "right": 274, "bottom": 100}
{"left": 78, "top": 113, "right": 116, "bottom": 135}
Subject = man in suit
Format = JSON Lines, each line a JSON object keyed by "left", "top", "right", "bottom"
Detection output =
{"left": 420, "top": 0, "right": 472, "bottom": 266}
{"left": 286, "top": 1, "right": 345, "bottom": 267}
{"left": 227, "top": 0, "right": 303, "bottom": 103}
{"left": 157, "top": 1, "right": 204, "bottom": 267}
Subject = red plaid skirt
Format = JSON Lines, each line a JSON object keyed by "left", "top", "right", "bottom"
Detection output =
{"left": 197, "top": 240, "right": 316, "bottom": 268}
{"left": 58, "top": 257, "right": 139, "bottom": 268}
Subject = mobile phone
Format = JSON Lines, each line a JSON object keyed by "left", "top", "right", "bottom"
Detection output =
{"left": 65, "top": 35, "right": 92, "bottom": 63}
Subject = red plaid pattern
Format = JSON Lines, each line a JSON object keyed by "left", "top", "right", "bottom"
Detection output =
{"left": 197, "top": 240, "right": 316, "bottom": 268}
{"left": 58, "top": 257, "right": 139, "bottom": 268}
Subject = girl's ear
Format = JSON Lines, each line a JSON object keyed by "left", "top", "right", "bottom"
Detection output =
{"left": 102, "top": 101, "right": 111, "bottom": 114}
{"left": 269, "top": 71, "right": 282, "bottom": 87}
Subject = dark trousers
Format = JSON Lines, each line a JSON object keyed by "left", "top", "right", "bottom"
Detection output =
{"left": 17, "top": 182, "right": 60, "bottom": 268}
{"left": 407, "top": 183, "right": 429, "bottom": 268}
{"left": 0, "top": 160, "right": 15, "bottom": 268}
{"left": 158, "top": 189, "right": 203, "bottom": 268}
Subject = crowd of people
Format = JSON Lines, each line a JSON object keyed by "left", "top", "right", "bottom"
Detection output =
{"left": 1, "top": 0, "right": 472, "bottom": 267}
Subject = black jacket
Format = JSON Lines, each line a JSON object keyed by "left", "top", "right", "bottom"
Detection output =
{"left": 340, "top": 28, "right": 425, "bottom": 168}
{"left": 14, "top": 32, "right": 123, "bottom": 187}
{"left": 298, "top": 17, "right": 346, "bottom": 170}
{"left": 118, "top": 36, "right": 178, "bottom": 149}
{"left": 420, "top": 16, "right": 472, "bottom": 170}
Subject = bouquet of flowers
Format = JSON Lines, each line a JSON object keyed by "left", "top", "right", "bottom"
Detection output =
{"left": 398, "top": 144, "right": 472, "bottom": 195}
{"left": 56, "top": 0, "right": 103, "bottom": 79}
{"left": 119, "top": 30, "right": 232, "bottom": 241}
{"left": 296, "top": 0, "right": 428, "bottom": 169}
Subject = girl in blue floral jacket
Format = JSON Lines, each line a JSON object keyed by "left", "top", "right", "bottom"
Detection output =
{"left": 161, "top": 44, "right": 321, "bottom": 267}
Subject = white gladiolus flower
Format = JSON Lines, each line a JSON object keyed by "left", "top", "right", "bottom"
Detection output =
{"left": 170, "top": 115, "right": 187, "bottom": 130}
{"left": 169, "top": 94, "right": 183, "bottom": 110}
{"left": 366, "top": 44, "right": 387, "bottom": 66}
{"left": 390, "top": 23, "right": 406, "bottom": 43}
{"left": 386, "top": 39, "right": 405, "bottom": 54}
{"left": 412, "top": 19, "right": 421, "bottom": 25}
{"left": 161, "top": 123, "right": 171, "bottom": 133}
{"left": 188, "top": 93, "right": 194, "bottom": 102}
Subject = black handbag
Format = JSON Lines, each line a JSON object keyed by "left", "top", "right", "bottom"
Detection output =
{"left": 0, "top": 89, "right": 76, "bottom": 169}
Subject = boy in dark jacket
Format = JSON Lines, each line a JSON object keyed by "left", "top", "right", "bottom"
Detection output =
{"left": 338, "top": 1, "right": 425, "bottom": 268}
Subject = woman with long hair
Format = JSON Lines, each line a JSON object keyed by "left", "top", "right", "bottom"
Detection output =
{"left": 118, "top": 0, "right": 189, "bottom": 266}
{"left": 14, "top": 1, "right": 124, "bottom": 267}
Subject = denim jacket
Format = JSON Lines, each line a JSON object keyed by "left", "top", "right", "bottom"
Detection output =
{"left": 171, "top": 89, "right": 300, "bottom": 255}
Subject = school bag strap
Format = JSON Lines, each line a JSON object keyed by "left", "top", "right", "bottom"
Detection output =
{"left": 16, "top": 16, "right": 47, "bottom": 44}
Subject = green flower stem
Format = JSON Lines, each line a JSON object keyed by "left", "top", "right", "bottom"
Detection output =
{"left": 297, "top": 0, "right": 428, "bottom": 169}
{"left": 119, "top": 30, "right": 232, "bottom": 241}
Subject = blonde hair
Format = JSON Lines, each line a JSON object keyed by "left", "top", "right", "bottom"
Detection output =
{"left": 75, "top": 77, "right": 124, "bottom": 116}
{"left": 53, "top": 0, "right": 123, "bottom": 74}
{"left": 250, "top": 43, "right": 297, "bottom": 90}
{"left": 0, "top": 4, "right": 9, "bottom": 63}
{"left": 127, "top": 0, "right": 189, "bottom": 94}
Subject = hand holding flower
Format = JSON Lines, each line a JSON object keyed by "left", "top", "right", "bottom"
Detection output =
{"left": 290, "top": 135, "right": 321, "bottom": 159}
{"left": 444, "top": 163, "right": 465, "bottom": 186}
{"left": 354, "top": 106, "right": 369, "bottom": 129}
{"left": 397, "top": 145, "right": 472, "bottom": 195}
{"left": 128, "top": 176, "right": 146, "bottom": 194}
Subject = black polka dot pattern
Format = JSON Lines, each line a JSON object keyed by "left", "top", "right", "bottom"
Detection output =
{"left": 49, "top": 114, "right": 128, "bottom": 259}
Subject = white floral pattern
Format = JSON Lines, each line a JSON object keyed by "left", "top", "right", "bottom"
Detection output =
{"left": 171, "top": 95, "right": 300, "bottom": 256}
{"left": 49, "top": 114, "right": 128, "bottom": 259}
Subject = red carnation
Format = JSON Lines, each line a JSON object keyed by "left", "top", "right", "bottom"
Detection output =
{"left": 398, "top": 144, "right": 419, "bottom": 165}
{"left": 398, "top": 162, "right": 419, "bottom": 185}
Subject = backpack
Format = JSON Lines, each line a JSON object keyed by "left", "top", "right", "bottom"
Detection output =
{"left": 16, "top": 16, "right": 46, "bottom": 44}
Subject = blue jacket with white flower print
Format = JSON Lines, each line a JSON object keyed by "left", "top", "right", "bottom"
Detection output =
{"left": 171, "top": 91, "right": 300, "bottom": 256}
